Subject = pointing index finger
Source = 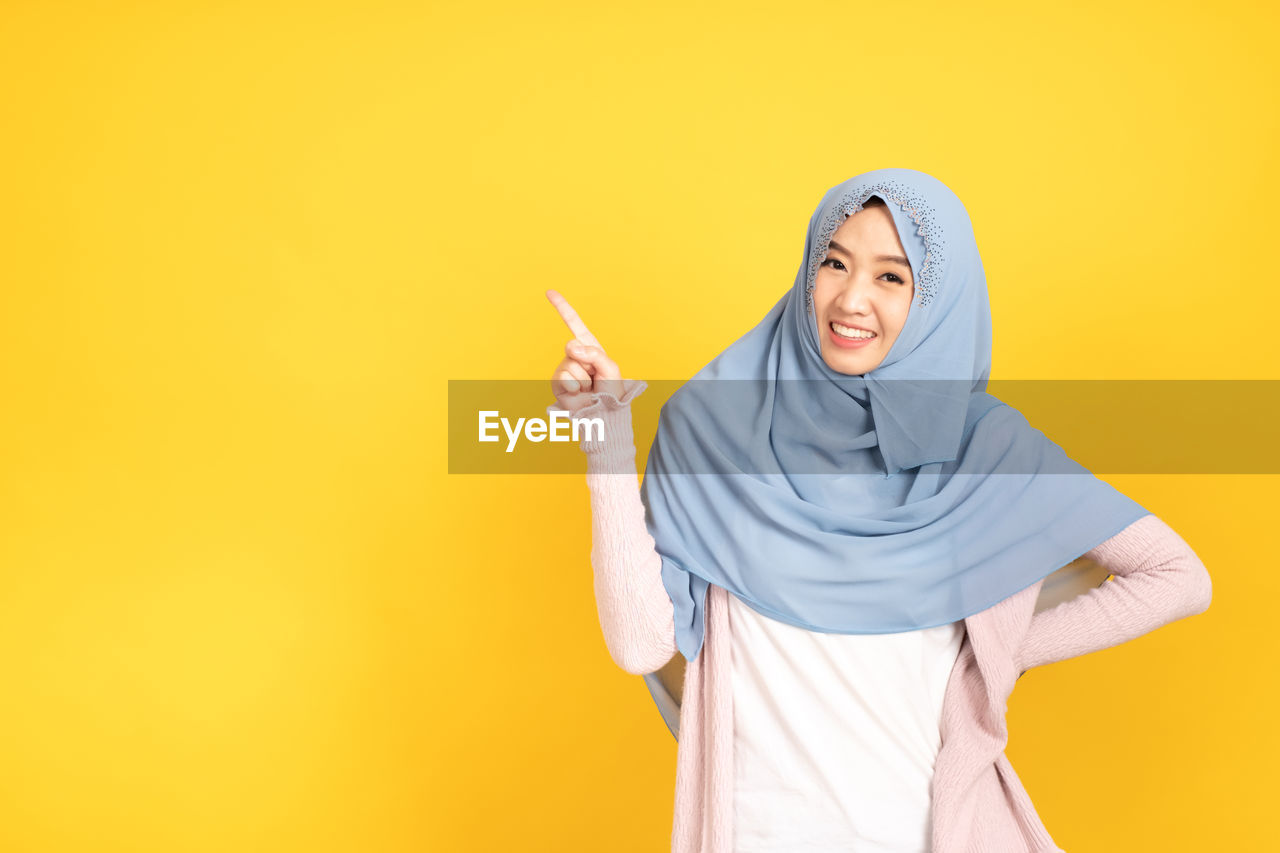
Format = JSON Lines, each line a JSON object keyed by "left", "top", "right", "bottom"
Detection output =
{"left": 545, "top": 289, "right": 602, "bottom": 349}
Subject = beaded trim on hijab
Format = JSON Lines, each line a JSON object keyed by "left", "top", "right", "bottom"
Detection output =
{"left": 804, "top": 179, "right": 945, "bottom": 314}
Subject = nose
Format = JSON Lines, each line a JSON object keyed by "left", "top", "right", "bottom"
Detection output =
{"left": 833, "top": 269, "right": 876, "bottom": 315}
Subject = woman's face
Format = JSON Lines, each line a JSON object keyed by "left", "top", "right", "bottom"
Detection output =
{"left": 813, "top": 203, "right": 915, "bottom": 375}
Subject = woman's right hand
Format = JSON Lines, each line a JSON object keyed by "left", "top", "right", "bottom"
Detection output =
{"left": 546, "top": 289, "right": 627, "bottom": 412}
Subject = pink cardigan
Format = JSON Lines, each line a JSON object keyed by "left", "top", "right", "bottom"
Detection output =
{"left": 571, "top": 387, "right": 1213, "bottom": 852}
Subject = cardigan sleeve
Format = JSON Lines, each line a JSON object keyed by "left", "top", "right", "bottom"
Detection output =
{"left": 1014, "top": 513, "right": 1213, "bottom": 674}
{"left": 553, "top": 383, "right": 679, "bottom": 675}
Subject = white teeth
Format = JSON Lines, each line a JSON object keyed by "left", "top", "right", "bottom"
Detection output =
{"left": 831, "top": 322, "right": 876, "bottom": 339}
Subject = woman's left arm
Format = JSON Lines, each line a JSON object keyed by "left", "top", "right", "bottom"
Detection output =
{"left": 1015, "top": 513, "right": 1213, "bottom": 674}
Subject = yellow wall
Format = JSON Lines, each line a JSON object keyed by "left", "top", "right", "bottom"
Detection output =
{"left": 0, "top": 1, "right": 1273, "bottom": 850}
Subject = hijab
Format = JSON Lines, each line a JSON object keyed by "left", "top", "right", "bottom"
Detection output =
{"left": 638, "top": 167, "right": 1148, "bottom": 662}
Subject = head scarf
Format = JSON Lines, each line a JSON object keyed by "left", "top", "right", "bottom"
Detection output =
{"left": 638, "top": 167, "right": 1147, "bottom": 662}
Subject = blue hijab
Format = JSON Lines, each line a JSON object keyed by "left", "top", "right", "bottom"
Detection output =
{"left": 638, "top": 167, "right": 1148, "bottom": 662}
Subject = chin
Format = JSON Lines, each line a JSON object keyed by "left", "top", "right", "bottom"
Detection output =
{"left": 824, "top": 354, "right": 869, "bottom": 376}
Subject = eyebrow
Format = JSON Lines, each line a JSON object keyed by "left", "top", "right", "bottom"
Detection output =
{"left": 826, "top": 239, "right": 911, "bottom": 270}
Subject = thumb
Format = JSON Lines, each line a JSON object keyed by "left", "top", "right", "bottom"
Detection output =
{"left": 568, "top": 343, "right": 621, "bottom": 380}
{"left": 567, "top": 343, "right": 627, "bottom": 398}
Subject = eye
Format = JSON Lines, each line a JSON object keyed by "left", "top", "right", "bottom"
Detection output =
{"left": 822, "top": 256, "right": 908, "bottom": 285}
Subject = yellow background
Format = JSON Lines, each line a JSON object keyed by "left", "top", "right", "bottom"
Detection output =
{"left": 0, "top": 0, "right": 1274, "bottom": 850}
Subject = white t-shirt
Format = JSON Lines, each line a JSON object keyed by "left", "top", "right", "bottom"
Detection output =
{"left": 728, "top": 590, "right": 966, "bottom": 852}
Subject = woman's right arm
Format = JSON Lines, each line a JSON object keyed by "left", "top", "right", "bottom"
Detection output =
{"left": 572, "top": 389, "right": 680, "bottom": 676}
{"left": 544, "top": 289, "right": 679, "bottom": 677}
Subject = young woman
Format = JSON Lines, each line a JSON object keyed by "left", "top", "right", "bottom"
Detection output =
{"left": 545, "top": 167, "right": 1212, "bottom": 852}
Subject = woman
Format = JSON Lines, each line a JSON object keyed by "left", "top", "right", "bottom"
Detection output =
{"left": 545, "top": 167, "right": 1212, "bottom": 852}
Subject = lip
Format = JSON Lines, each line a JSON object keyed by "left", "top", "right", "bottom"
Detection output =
{"left": 830, "top": 319, "right": 875, "bottom": 333}
{"left": 827, "top": 321, "right": 878, "bottom": 349}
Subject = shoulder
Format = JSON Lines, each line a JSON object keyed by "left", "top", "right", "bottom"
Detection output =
{"left": 963, "top": 399, "right": 1036, "bottom": 449}
{"left": 957, "top": 398, "right": 1070, "bottom": 474}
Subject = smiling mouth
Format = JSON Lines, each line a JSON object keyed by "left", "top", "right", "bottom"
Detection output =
{"left": 828, "top": 322, "right": 879, "bottom": 353}
{"left": 828, "top": 323, "right": 877, "bottom": 350}
{"left": 830, "top": 321, "right": 877, "bottom": 340}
